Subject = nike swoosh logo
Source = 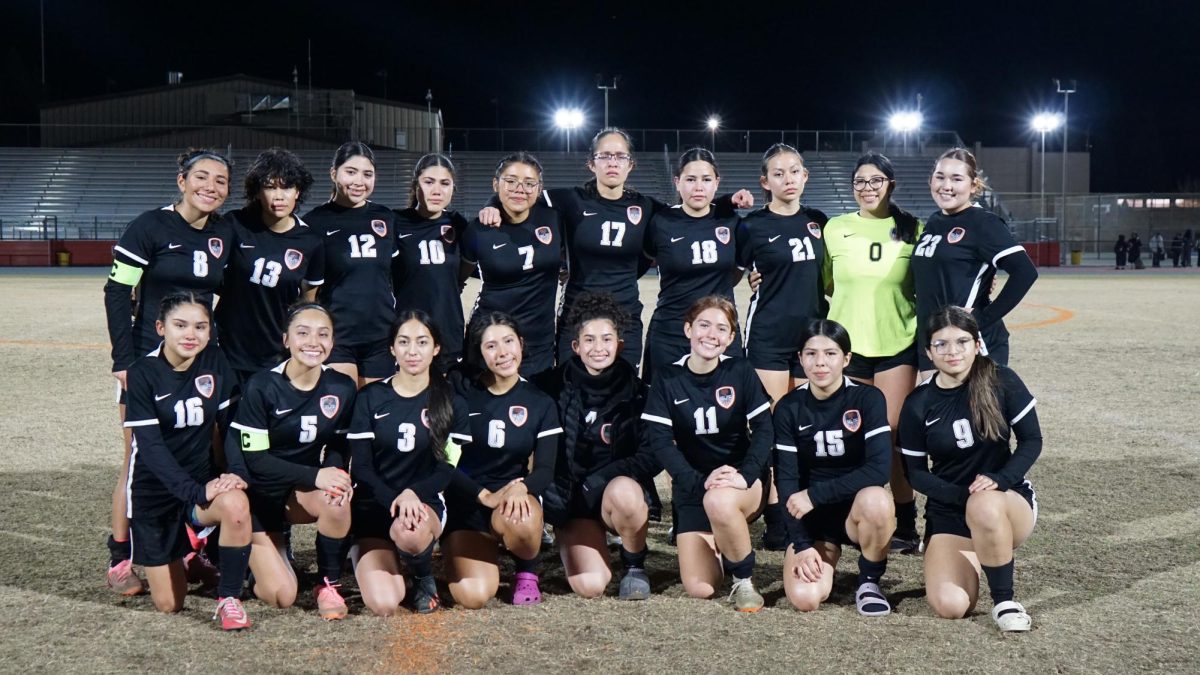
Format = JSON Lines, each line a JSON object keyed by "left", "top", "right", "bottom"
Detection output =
{"left": 239, "top": 243, "right": 255, "bottom": 249}
{"left": 167, "top": 243, "right": 182, "bottom": 249}
{"left": 842, "top": 233, "right": 854, "bottom": 238}
{"left": 274, "top": 408, "right": 293, "bottom": 416}
{"left": 583, "top": 211, "right": 598, "bottom": 216}
{"left": 398, "top": 233, "right": 414, "bottom": 238}
{"left": 374, "top": 412, "right": 390, "bottom": 419}
{"left": 670, "top": 237, "right": 685, "bottom": 243}
{"left": 925, "top": 418, "right": 941, "bottom": 426}
{"left": 469, "top": 412, "right": 481, "bottom": 416}
{"left": 797, "top": 423, "right": 813, "bottom": 431}
{"left": 154, "top": 393, "right": 172, "bottom": 401}
{"left": 326, "top": 230, "right": 341, "bottom": 236}
{"left": 768, "top": 235, "right": 781, "bottom": 243}
{"left": 673, "top": 398, "right": 689, "bottom": 405}
{"left": 492, "top": 243, "right": 507, "bottom": 249}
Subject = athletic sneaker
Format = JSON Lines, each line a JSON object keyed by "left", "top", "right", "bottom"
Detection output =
{"left": 412, "top": 575, "right": 440, "bottom": 614}
{"left": 606, "top": 533, "right": 623, "bottom": 548}
{"left": 666, "top": 526, "right": 676, "bottom": 547}
{"left": 315, "top": 577, "right": 348, "bottom": 620}
{"left": 890, "top": 529, "right": 920, "bottom": 555}
{"left": 541, "top": 524, "right": 555, "bottom": 546}
{"left": 618, "top": 568, "right": 650, "bottom": 601}
{"left": 992, "top": 600, "right": 1032, "bottom": 632}
{"left": 106, "top": 559, "right": 145, "bottom": 596}
{"left": 183, "top": 551, "right": 220, "bottom": 588}
{"left": 213, "top": 596, "right": 251, "bottom": 631}
{"left": 728, "top": 577, "right": 764, "bottom": 613}
{"left": 512, "top": 571, "right": 542, "bottom": 605}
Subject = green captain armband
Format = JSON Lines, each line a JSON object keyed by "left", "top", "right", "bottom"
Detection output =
{"left": 108, "top": 260, "right": 144, "bottom": 286}
{"left": 445, "top": 440, "right": 463, "bottom": 467}
{"left": 240, "top": 430, "right": 270, "bottom": 452}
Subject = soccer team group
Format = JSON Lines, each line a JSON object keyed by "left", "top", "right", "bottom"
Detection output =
{"left": 101, "top": 128, "right": 1043, "bottom": 632}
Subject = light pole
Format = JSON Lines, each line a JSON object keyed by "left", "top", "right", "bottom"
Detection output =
{"left": 425, "top": 89, "right": 433, "bottom": 151}
{"left": 1055, "top": 79, "right": 1076, "bottom": 260}
{"left": 554, "top": 108, "right": 584, "bottom": 153}
{"left": 707, "top": 116, "right": 720, "bottom": 151}
{"left": 1032, "top": 113, "right": 1063, "bottom": 219}
{"left": 889, "top": 111, "right": 922, "bottom": 155}
{"left": 596, "top": 76, "right": 619, "bottom": 128}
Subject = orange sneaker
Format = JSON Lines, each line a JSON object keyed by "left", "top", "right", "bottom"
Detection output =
{"left": 213, "top": 596, "right": 251, "bottom": 631}
{"left": 106, "top": 559, "right": 145, "bottom": 596}
{"left": 315, "top": 578, "right": 348, "bottom": 621}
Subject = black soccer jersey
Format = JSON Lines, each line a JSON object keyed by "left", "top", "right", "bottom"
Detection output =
{"left": 124, "top": 343, "right": 238, "bottom": 516}
{"left": 347, "top": 379, "right": 472, "bottom": 509}
{"left": 105, "top": 206, "right": 233, "bottom": 371}
{"left": 773, "top": 377, "right": 891, "bottom": 509}
{"left": 303, "top": 201, "right": 397, "bottom": 347}
{"left": 449, "top": 378, "right": 562, "bottom": 498}
{"left": 736, "top": 206, "right": 829, "bottom": 360}
{"left": 899, "top": 367, "right": 1042, "bottom": 509}
{"left": 646, "top": 206, "right": 741, "bottom": 330}
{"left": 392, "top": 208, "right": 468, "bottom": 359}
{"left": 641, "top": 355, "right": 772, "bottom": 495}
{"left": 228, "top": 361, "right": 356, "bottom": 490}
{"left": 215, "top": 206, "right": 326, "bottom": 373}
{"left": 461, "top": 204, "right": 563, "bottom": 369}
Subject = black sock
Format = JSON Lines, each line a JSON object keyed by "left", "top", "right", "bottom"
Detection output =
{"left": 398, "top": 541, "right": 436, "bottom": 579}
{"left": 315, "top": 533, "right": 347, "bottom": 582}
{"left": 895, "top": 500, "right": 917, "bottom": 533}
{"left": 982, "top": 559, "right": 1015, "bottom": 606}
{"left": 857, "top": 553, "right": 888, "bottom": 585}
{"left": 619, "top": 545, "right": 647, "bottom": 570}
{"left": 721, "top": 551, "right": 756, "bottom": 580}
{"left": 217, "top": 544, "right": 251, "bottom": 599}
{"left": 107, "top": 535, "right": 131, "bottom": 567}
{"left": 513, "top": 553, "right": 538, "bottom": 575}
{"left": 203, "top": 530, "right": 222, "bottom": 565}
{"left": 763, "top": 502, "right": 786, "bottom": 532}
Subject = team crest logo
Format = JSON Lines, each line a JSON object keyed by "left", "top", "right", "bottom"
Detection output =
{"left": 420, "top": 408, "right": 430, "bottom": 428}
{"left": 889, "top": 227, "right": 899, "bottom": 241}
{"left": 207, "top": 238, "right": 223, "bottom": 259}
{"left": 440, "top": 224, "right": 456, "bottom": 243}
{"left": 509, "top": 405, "right": 528, "bottom": 427}
{"left": 284, "top": 248, "right": 303, "bottom": 270}
{"left": 535, "top": 226, "right": 553, "bottom": 245}
{"left": 842, "top": 409, "right": 861, "bottom": 433}
{"left": 715, "top": 226, "right": 730, "bottom": 245}
{"left": 194, "top": 374, "right": 215, "bottom": 399}
{"left": 627, "top": 205, "right": 643, "bottom": 225}
{"left": 716, "top": 386, "right": 736, "bottom": 409}
{"left": 807, "top": 221, "right": 822, "bottom": 239}
{"left": 320, "top": 395, "right": 340, "bottom": 419}
{"left": 947, "top": 227, "right": 966, "bottom": 244}
{"left": 600, "top": 423, "right": 612, "bottom": 445}
{"left": 371, "top": 219, "right": 388, "bottom": 237}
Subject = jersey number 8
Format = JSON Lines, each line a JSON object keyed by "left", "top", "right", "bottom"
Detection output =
{"left": 193, "top": 251, "right": 209, "bottom": 277}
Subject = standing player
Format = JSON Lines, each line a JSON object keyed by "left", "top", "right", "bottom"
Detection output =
{"left": 899, "top": 306, "right": 1041, "bottom": 632}
{"left": 443, "top": 312, "right": 561, "bottom": 608}
{"left": 216, "top": 148, "right": 324, "bottom": 383}
{"left": 642, "top": 149, "right": 744, "bottom": 382}
{"left": 461, "top": 153, "right": 562, "bottom": 375}
{"left": 774, "top": 319, "right": 895, "bottom": 616}
{"left": 303, "top": 142, "right": 398, "bottom": 387}
{"left": 914, "top": 148, "right": 1038, "bottom": 376}
{"left": 641, "top": 296, "right": 773, "bottom": 612}
{"left": 736, "top": 143, "right": 829, "bottom": 550}
{"left": 533, "top": 292, "right": 660, "bottom": 600}
{"left": 227, "top": 303, "right": 357, "bottom": 620}
{"left": 103, "top": 148, "right": 234, "bottom": 595}
{"left": 822, "top": 152, "right": 922, "bottom": 553}
{"left": 348, "top": 310, "right": 471, "bottom": 616}
{"left": 478, "top": 128, "right": 752, "bottom": 366}
{"left": 123, "top": 293, "right": 252, "bottom": 630}
{"left": 393, "top": 153, "right": 469, "bottom": 366}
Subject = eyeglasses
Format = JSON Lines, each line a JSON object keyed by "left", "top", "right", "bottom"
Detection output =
{"left": 499, "top": 177, "right": 541, "bottom": 193}
{"left": 592, "top": 152, "right": 632, "bottom": 164}
{"left": 930, "top": 337, "right": 976, "bottom": 355}
{"left": 852, "top": 176, "right": 889, "bottom": 191}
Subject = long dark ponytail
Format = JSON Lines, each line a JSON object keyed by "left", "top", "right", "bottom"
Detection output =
{"left": 925, "top": 306, "right": 1004, "bottom": 441}
{"left": 854, "top": 151, "right": 917, "bottom": 244}
{"left": 390, "top": 310, "right": 452, "bottom": 461}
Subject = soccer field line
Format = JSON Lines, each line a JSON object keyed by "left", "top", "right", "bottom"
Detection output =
{"left": 1008, "top": 303, "right": 1075, "bottom": 331}
{"left": 0, "top": 338, "right": 107, "bottom": 350}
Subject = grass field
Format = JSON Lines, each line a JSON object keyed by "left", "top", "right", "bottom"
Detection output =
{"left": 1, "top": 269, "right": 1198, "bottom": 673}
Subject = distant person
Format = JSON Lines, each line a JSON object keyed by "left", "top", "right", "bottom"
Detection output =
{"left": 1183, "top": 229, "right": 1196, "bottom": 268}
{"left": 1149, "top": 232, "right": 1165, "bottom": 267}
{"left": 1170, "top": 233, "right": 1183, "bottom": 267}
{"left": 1128, "top": 233, "right": 1143, "bottom": 270}
{"left": 1113, "top": 234, "right": 1128, "bottom": 270}
{"left": 899, "top": 307, "right": 1043, "bottom": 633}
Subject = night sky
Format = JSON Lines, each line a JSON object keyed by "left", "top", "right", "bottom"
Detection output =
{"left": 3, "top": 1, "right": 1198, "bottom": 192}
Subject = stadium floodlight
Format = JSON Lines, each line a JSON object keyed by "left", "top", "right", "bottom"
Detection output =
{"left": 1031, "top": 112, "right": 1063, "bottom": 218}
{"left": 554, "top": 108, "right": 585, "bottom": 152}
{"left": 707, "top": 116, "right": 720, "bottom": 150}
{"left": 888, "top": 111, "right": 922, "bottom": 132}
{"left": 706, "top": 116, "right": 720, "bottom": 131}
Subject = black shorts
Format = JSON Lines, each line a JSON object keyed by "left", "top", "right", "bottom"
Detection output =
{"left": 328, "top": 340, "right": 396, "bottom": 379}
{"left": 925, "top": 480, "right": 1038, "bottom": 540}
{"left": 671, "top": 483, "right": 759, "bottom": 536}
{"left": 643, "top": 321, "right": 743, "bottom": 383}
{"left": 441, "top": 494, "right": 497, "bottom": 537}
{"left": 789, "top": 500, "right": 856, "bottom": 549}
{"left": 542, "top": 476, "right": 655, "bottom": 528}
{"left": 248, "top": 485, "right": 301, "bottom": 533}
{"left": 351, "top": 495, "right": 446, "bottom": 541}
{"left": 845, "top": 342, "right": 917, "bottom": 380}
{"left": 130, "top": 504, "right": 205, "bottom": 567}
